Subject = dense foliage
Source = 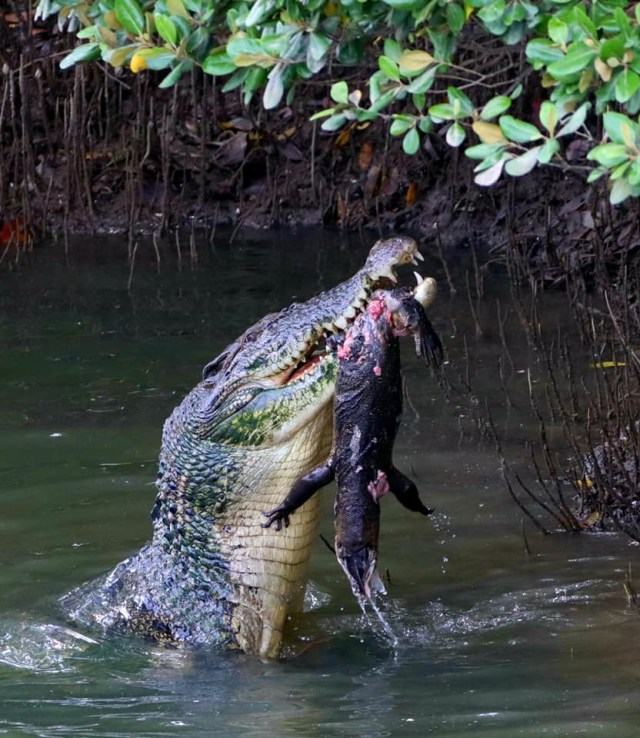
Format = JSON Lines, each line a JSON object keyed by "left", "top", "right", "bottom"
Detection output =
{"left": 36, "top": 0, "right": 640, "bottom": 203}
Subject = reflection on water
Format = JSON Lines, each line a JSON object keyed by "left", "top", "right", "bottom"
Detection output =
{"left": 1, "top": 231, "right": 639, "bottom": 737}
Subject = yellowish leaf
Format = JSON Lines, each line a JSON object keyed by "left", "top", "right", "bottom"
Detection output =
{"left": 98, "top": 26, "right": 118, "bottom": 47}
{"left": 594, "top": 57, "right": 612, "bottom": 82}
{"left": 621, "top": 122, "right": 635, "bottom": 149}
{"left": 472, "top": 120, "right": 507, "bottom": 144}
{"left": 103, "top": 10, "right": 121, "bottom": 29}
{"left": 583, "top": 511, "right": 600, "bottom": 526}
{"left": 334, "top": 129, "right": 351, "bottom": 148}
{"left": 399, "top": 49, "right": 435, "bottom": 74}
{"left": 130, "top": 52, "right": 148, "bottom": 73}
{"left": 233, "top": 52, "right": 275, "bottom": 68}
{"left": 579, "top": 69, "right": 593, "bottom": 94}
{"left": 590, "top": 360, "right": 626, "bottom": 368}
{"left": 167, "top": 0, "right": 190, "bottom": 19}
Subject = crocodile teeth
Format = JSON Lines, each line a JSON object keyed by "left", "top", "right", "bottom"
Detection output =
{"left": 351, "top": 288, "right": 368, "bottom": 309}
{"left": 334, "top": 315, "right": 349, "bottom": 331}
{"left": 343, "top": 305, "right": 357, "bottom": 320}
{"left": 415, "top": 250, "right": 425, "bottom": 262}
{"left": 414, "top": 271, "right": 424, "bottom": 285}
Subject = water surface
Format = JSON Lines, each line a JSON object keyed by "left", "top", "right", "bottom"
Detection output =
{"left": 1, "top": 232, "right": 639, "bottom": 737}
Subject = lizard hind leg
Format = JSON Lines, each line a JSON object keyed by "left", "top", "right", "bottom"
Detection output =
{"left": 387, "top": 466, "right": 433, "bottom": 516}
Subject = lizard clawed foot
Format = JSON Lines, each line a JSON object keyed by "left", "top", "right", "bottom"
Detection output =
{"left": 261, "top": 506, "right": 291, "bottom": 531}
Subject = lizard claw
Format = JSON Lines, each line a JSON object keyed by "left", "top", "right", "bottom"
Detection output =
{"left": 261, "top": 508, "right": 291, "bottom": 531}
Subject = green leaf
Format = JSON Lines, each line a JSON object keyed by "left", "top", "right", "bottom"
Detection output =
{"left": 586, "top": 143, "right": 630, "bottom": 167}
{"left": 556, "top": 102, "right": 590, "bottom": 136}
{"left": 245, "top": 0, "right": 275, "bottom": 27}
{"left": 446, "top": 122, "right": 466, "bottom": 147}
{"left": 537, "top": 138, "right": 560, "bottom": 164}
{"left": 159, "top": 61, "right": 189, "bottom": 88}
{"left": 382, "top": 0, "right": 422, "bottom": 9}
{"left": 115, "top": 0, "right": 145, "bottom": 36}
{"left": 379, "top": 55, "right": 401, "bottom": 82}
{"left": 263, "top": 63, "right": 284, "bottom": 109}
{"left": 310, "top": 107, "right": 337, "bottom": 121}
{"left": 418, "top": 116, "right": 433, "bottom": 134}
{"left": 480, "top": 95, "right": 511, "bottom": 120}
{"left": 330, "top": 80, "right": 349, "bottom": 105}
{"left": 369, "top": 89, "right": 396, "bottom": 114}
{"left": 610, "top": 160, "right": 631, "bottom": 181}
{"left": 446, "top": 2, "right": 465, "bottom": 34}
{"left": 547, "top": 43, "right": 597, "bottom": 80}
{"left": 572, "top": 6, "right": 596, "bottom": 39}
{"left": 600, "top": 36, "right": 625, "bottom": 64}
{"left": 603, "top": 111, "right": 636, "bottom": 145}
{"left": 383, "top": 38, "right": 402, "bottom": 63}
{"left": 547, "top": 18, "right": 569, "bottom": 47}
{"left": 412, "top": 92, "right": 426, "bottom": 112}
{"left": 308, "top": 32, "right": 330, "bottom": 63}
{"left": 526, "top": 39, "right": 564, "bottom": 68}
{"left": 321, "top": 113, "right": 347, "bottom": 131}
{"left": 499, "top": 115, "right": 543, "bottom": 143}
{"left": 610, "top": 177, "right": 632, "bottom": 205}
{"left": 539, "top": 101, "right": 558, "bottom": 136}
{"left": 465, "top": 143, "right": 506, "bottom": 161}
{"left": 59, "top": 42, "right": 101, "bottom": 69}
{"left": 137, "top": 47, "right": 176, "bottom": 70}
{"left": 407, "top": 67, "right": 436, "bottom": 94}
{"left": 587, "top": 168, "right": 606, "bottom": 184}
{"left": 448, "top": 86, "right": 474, "bottom": 117}
{"left": 628, "top": 160, "right": 640, "bottom": 186}
{"left": 429, "top": 103, "right": 455, "bottom": 121}
{"left": 154, "top": 14, "right": 178, "bottom": 45}
{"left": 222, "top": 68, "right": 249, "bottom": 93}
{"left": 504, "top": 146, "right": 541, "bottom": 176}
{"left": 615, "top": 69, "right": 640, "bottom": 104}
{"left": 203, "top": 49, "right": 236, "bottom": 76}
{"left": 390, "top": 116, "right": 414, "bottom": 136}
{"left": 403, "top": 127, "right": 420, "bottom": 155}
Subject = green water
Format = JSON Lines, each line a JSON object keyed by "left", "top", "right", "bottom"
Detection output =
{"left": 1, "top": 232, "right": 639, "bottom": 737}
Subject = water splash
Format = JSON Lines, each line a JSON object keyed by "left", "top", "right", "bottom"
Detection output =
{"left": 0, "top": 619, "right": 98, "bottom": 673}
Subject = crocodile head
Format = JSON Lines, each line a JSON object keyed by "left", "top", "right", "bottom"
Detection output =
{"left": 191, "top": 235, "right": 425, "bottom": 448}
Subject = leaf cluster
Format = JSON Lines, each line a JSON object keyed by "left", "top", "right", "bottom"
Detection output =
{"left": 36, "top": 0, "right": 640, "bottom": 203}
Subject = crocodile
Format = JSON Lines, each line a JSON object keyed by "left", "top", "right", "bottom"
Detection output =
{"left": 61, "top": 236, "right": 429, "bottom": 658}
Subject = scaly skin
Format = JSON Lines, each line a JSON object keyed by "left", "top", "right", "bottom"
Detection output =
{"left": 60, "top": 236, "right": 423, "bottom": 658}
